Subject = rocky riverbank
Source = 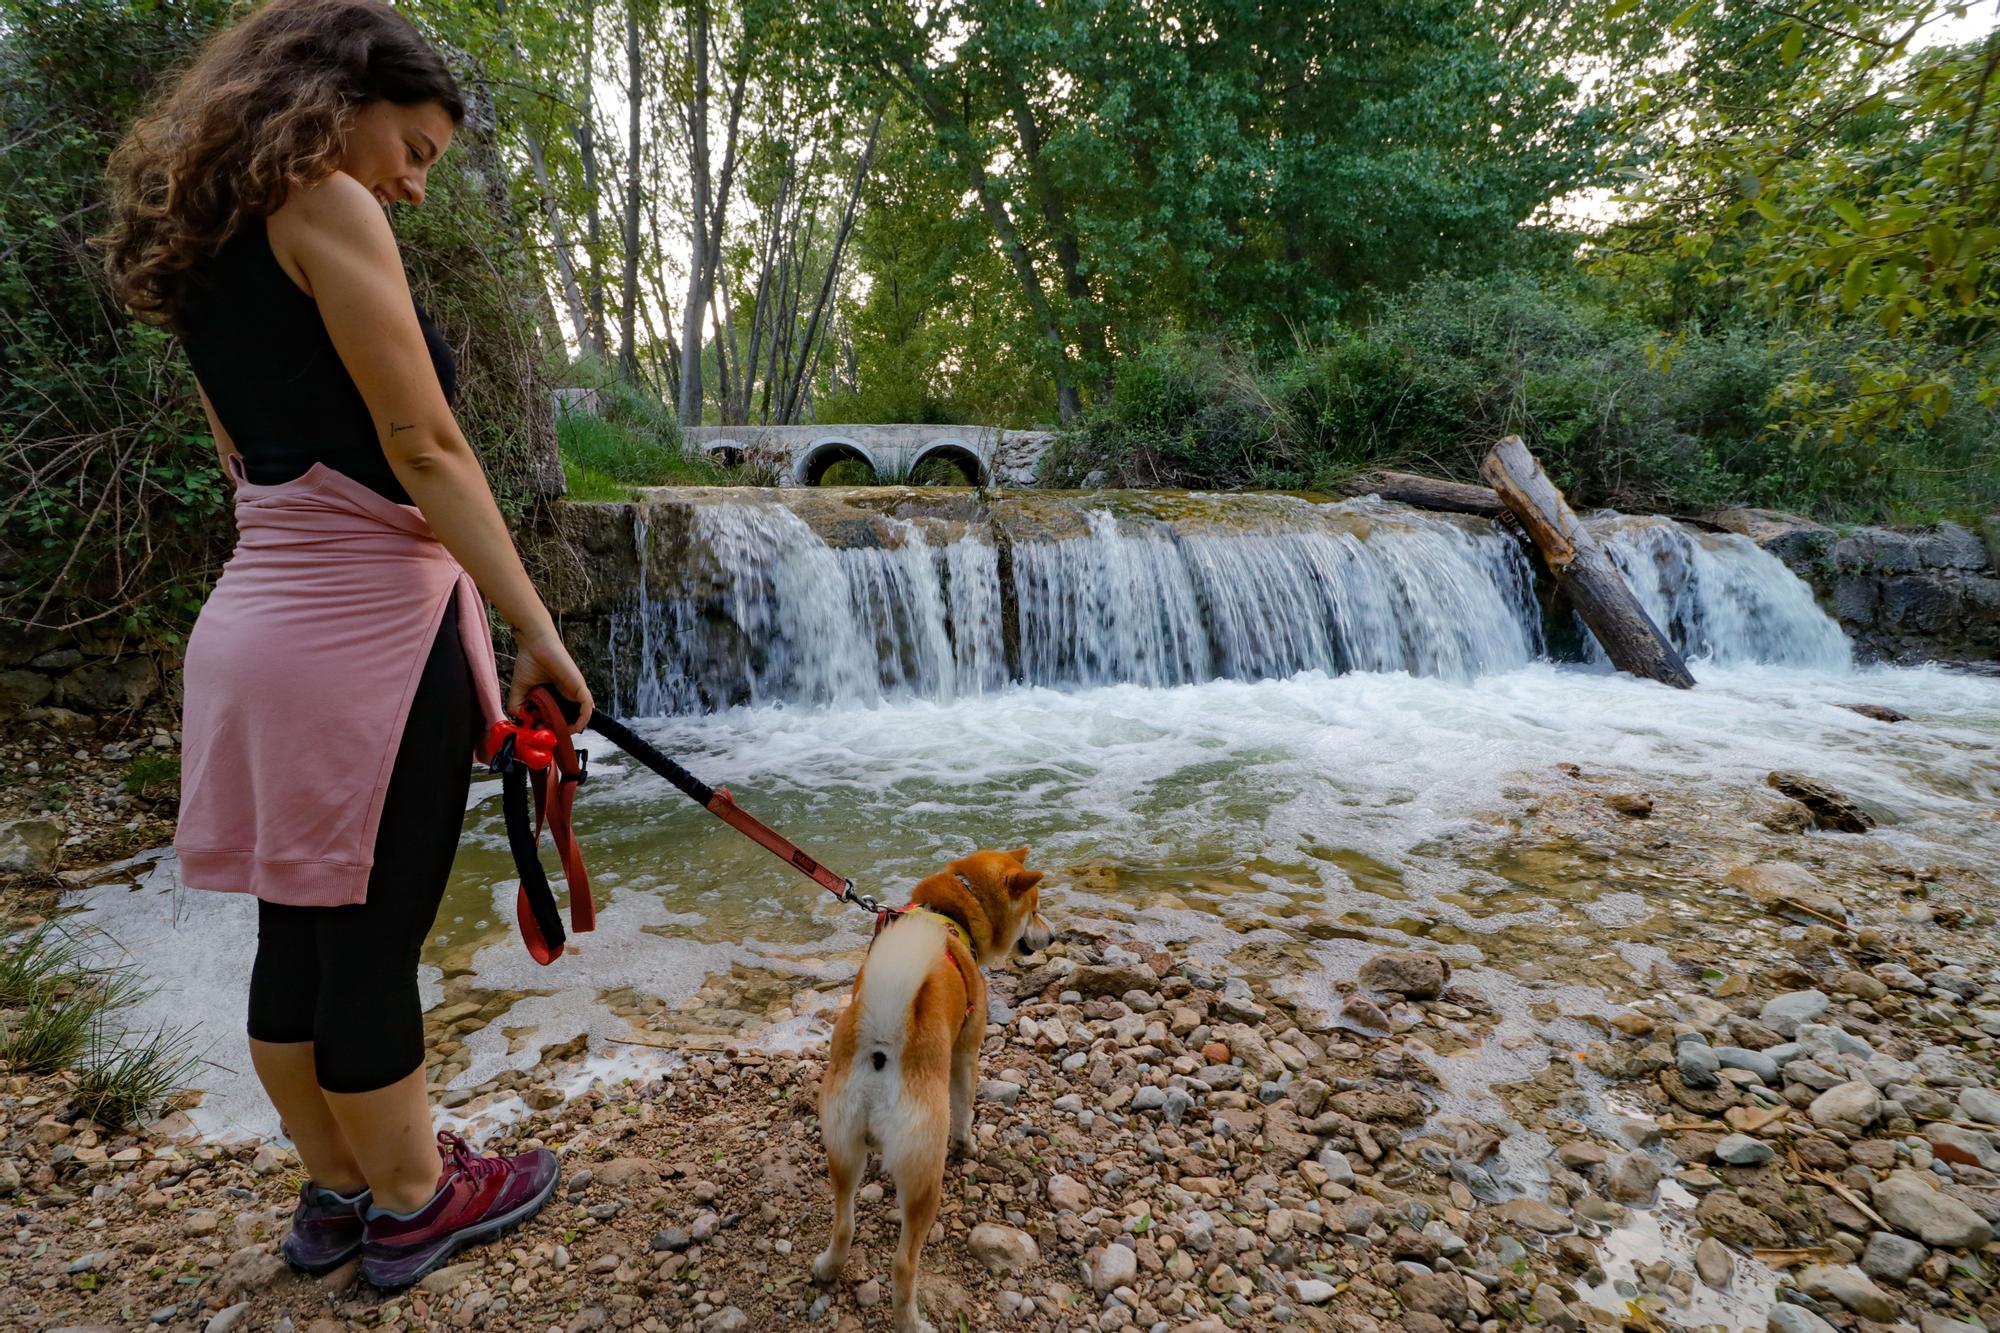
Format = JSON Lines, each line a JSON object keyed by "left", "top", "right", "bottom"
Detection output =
{"left": 10, "top": 864, "right": 2000, "bottom": 1333}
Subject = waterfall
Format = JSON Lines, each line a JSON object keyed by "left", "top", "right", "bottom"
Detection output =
{"left": 1010, "top": 509, "right": 1541, "bottom": 688}
{"left": 608, "top": 494, "right": 1849, "bottom": 714}
{"left": 1595, "top": 516, "right": 1851, "bottom": 670}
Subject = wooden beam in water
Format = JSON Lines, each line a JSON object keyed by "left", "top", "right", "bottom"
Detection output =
{"left": 1478, "top": 435, "right": 1697, "bottom": 690}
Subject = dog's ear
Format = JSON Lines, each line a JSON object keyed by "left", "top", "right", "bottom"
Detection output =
{"left": 1009, "top": 868, "right": 1044, "bottom": 895}
{"left": 1004, "top": 846, "right": 1031, "bottom": 866}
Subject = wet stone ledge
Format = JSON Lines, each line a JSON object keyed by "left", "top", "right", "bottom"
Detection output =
{"left": 1708, "top": 510, "right": 2000, "bottom": 666}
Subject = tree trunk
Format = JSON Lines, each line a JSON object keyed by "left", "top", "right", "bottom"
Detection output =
{"left": 676, "top": 0, "right": 712, "bottom": 425}
{"left": 618, "top": 0, "right": 644, "bottom": 383}
{"left": 1479, "top": 436, "right": 1696, "bottom": 689}
{"left": 778, "top": 113, "right": 881, "bottom": 424}
{"left": 491, "top": 0, "right": 593, "bottom": 357}
{"left": 578, "top": 0, "right": 605, "bottom": 359}
{"left": 1341, "top": 470, "right": 1504, "bottom": 519}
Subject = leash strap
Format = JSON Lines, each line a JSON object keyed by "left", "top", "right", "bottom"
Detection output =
{"left": 585, "top": 709, "right": 857, "bottom": 904}
{"left": 493, "top": 687, "right": 592, "bottom": 965}
{"left": 492, "top": 688, "right": 866, "bottom": 965}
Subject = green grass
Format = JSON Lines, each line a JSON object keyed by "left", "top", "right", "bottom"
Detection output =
{"left": 0, "top": 921, "right": 96, "bottom": 1009}
{"left": 122, "top": 752, "right": 178, "bottom": 801}
{"left": 818, "top": 458, "right": 879, "bottom": 486}
{"left": 73, "top": 1020, "right": 202, "bottom": 1128}
{"left": 0, "top": 923, "right": 198, "bottom": 1124}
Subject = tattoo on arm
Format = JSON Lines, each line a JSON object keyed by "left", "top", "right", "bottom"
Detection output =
{"left": 390, "top": 422, "right": 415, "bottom": 435}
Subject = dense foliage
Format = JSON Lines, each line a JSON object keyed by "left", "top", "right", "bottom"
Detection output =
{"left": 2, "top": 0, "right": 1996, "bottom": 637}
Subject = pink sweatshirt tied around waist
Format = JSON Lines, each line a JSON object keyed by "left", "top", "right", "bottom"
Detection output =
{"left": 175, "top": 459, "right": 505, "bottom": 907}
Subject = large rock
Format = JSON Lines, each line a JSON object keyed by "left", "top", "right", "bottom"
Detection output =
{"left": 0, "top": 669, "right": 52, "bottom": 709}
{"left": 1091, "top": 1242, "right": 1137, "bottom": 1294}
{"left": 1916, "top": 521, "right": 1989, "bottom": 570}
{"left": 1809, "top": 1081, "right": 1882, "bottom": 1134}
{"left": 1765, "top": 774, "right": 1875, "bottom": 833}
{"left": 1606, "top": 1151, "right": 1662, "bottom": 1203}
{"left": 212, "top": 1247, "right": 287, "bottom": 1303}
{"left": 1923, "top": 1123, "right": 2000, "bottom": 1173}
{"left": 1697, "top": 1190, "right": 1785, "bottom": 1249}
{"left": 0, "top": 818, "right": 64, "bottom": 874}
{"left": 55, "top": 655, "right": 158, "bottom": 711}
{"left": 1398, "top": 1271, "right": 1469, "bottom": 1321}
{"left": 1758, "top": 989, "right": 1830, "bottom": 1036}
{"left": 1860, "top": 1230, "right": 1928, "bottom": 1284}
{"left": 1356, "top": 950, "right": 1449, "bottom": 999}
{"left": 1795, "top": 1263, "right": 1896, "bottom": 1320}
{"left": 1706, "top": 508, "right": 1834, "bottom": 568}
{"left": 1767, "top": 1308, "right": 1839, "bottom": 1333}
{"left": 1883, "top": 574, "right": 1961, "bottom": 633}
{"left": 1066, "top": 963, "right": 1158, "bottom": 999}
{"left": 1872, "top": 1170, "right": 1994, "bottom": 1248}
{"left": 968, "top": 1223, "right": 1039, "bottom": 1274}
{"left": 1835, "top": 529, "right": 1920, "bottom": 573}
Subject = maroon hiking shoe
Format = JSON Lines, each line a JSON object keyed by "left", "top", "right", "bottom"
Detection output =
{"left": 360, "top": 1131, "right": 560, "bottom": 1289}
{"left": 281, "top": 1181, "right": 370, "bottom": 1273}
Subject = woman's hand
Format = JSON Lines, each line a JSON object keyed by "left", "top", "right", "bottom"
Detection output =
{"left": 508, "top": 628, "right": 594, "bottom": 733}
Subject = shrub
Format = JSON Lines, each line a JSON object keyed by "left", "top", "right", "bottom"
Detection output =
{"left": 73, "top": 1020, "right": 202, "bottom": 1128}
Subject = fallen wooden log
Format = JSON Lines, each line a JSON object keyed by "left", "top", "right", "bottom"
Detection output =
{"left": 1340, "top": 470, "right": 1504, "bottom": 519}
{"left": 1478, "top": 436, "right": 1697, "bottom": 689}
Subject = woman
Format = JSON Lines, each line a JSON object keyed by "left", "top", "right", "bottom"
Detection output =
{"left": 100, "top": 0, "right": 592, "bottom": 1290}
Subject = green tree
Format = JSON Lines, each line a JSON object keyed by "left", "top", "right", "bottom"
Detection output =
{"left": 1608, "top": 1, "right": 2000, "bottom": 446}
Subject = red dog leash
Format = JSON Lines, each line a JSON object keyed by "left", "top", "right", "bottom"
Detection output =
{"left": 489, "top": 686, "right": 884, "bottom": 964}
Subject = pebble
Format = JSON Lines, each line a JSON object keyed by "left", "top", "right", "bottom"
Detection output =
{"left": 1809, "top": 1080, "right": 1882, "bottom": 1133}
{"left": 1767, "top": 1308, "right": 1839, "bottom": 1333}
{"left": 205, "top": 1305, "right": 251, "bottom": 1333}
{"left": 1714, "top": 1134, "right": 1776, "bottom": 1166}
{"left": 1860, "top": 1230, "right": 1929, "bottom": 1284}
{"left": 1093, "top": 1242, "right": 1138, "bottom": 1294}
{"left": 1694, "top": 1236, "right": 1733, "bottom": 1288}
{"left": 968, "top": 1223, "right": 1039, "bottom": 1274}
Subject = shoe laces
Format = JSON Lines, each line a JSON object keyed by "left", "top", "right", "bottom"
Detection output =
{"left": 436, "top": 1130, "right": 507, "bottom": 1185}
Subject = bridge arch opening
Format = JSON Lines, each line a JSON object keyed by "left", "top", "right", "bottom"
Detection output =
{"left": 700, "top": 441, "right": 746, "bottom": 469}
{"left": 909, "top": 442, "right": 984, "bottom": 487}
{"left": 800, "top": 439, "right": 879, "bottom": 486}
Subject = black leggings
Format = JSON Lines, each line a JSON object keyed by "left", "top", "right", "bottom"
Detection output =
{"left": 247, "top": 612, "right": 478, "bottom": 1094}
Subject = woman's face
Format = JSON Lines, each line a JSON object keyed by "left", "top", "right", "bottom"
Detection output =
{"left": 342, "top": 99, "right": 455, "bottom": 207}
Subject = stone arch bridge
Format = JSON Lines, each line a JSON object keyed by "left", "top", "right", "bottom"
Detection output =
{"left": 682, "top": 424, "right": 1053, "bottom": 487}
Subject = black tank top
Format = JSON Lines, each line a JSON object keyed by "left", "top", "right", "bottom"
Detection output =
{"left": 177, "top": 215, "right": 456, "bottom": 506}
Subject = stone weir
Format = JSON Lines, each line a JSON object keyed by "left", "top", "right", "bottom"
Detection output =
{"left": 543, "top": 487, "right": 1858, "bottom": 717}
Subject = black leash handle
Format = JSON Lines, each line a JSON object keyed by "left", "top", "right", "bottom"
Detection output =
{"left": 586, "top": 710, "right": 715, "bottom": 808}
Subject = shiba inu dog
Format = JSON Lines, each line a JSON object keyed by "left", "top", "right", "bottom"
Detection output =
{"left": 812, "top": 848, "right": 1052, "bottom": 1332}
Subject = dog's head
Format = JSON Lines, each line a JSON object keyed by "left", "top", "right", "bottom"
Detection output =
{"left": 936, "top": 846, "right": 1052, "bottom": 964}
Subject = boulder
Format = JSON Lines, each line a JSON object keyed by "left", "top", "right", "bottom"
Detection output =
{"left": 1795, "top": 1263, "right": 1897, "bottom": 1320}
{"left": 1706, "top": 509, "right": 1834, "bottom": 568}
{"left": 968, "top": 1224, "right": 1039, "bottom": 1274}
{"left": 0, "top": 818, "right": 64, "bottom": 874}
{"left": 1765, "top": 772, "right": 1874, "bottom": 833}
{"left": 1916, "top": 521, "right": 1989, "bottom": 570}
{"left": 55, "top": 656, "right": 158, "bottom": 712}
{"left": 1809, "top": 1082, "right": 1882, "bottom": 1134}
{"left": 1872, "top": 1170, "right": 1994, "bottom": 1248}
{"left": 1356, "top": 950, "right": 1449, "bottom": 999}
{"left": 0, "top": 669, "right": 51, "bottom": 710}
{"left": 1835, "top": 529, "right": 1920, "bottom": 574}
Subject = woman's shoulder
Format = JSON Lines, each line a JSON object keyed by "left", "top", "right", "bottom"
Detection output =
{"left": 267, "top": 172, "right": 401, "bottom": 280}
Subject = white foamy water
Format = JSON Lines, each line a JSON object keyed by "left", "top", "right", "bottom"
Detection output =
{"left": 63, "top": 658, "right": 2000, "bottom": 1140}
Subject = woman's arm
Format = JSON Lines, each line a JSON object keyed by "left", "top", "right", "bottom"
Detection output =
{"left": 269, "top": 172, "right": 550, "bottom": 639}
{"left": 268, "top": 171, "right": 591, "bottom": 724}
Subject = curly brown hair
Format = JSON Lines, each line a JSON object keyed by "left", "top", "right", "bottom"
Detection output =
{"left": 99, "top": 0, "right": 465, "bottom": 324}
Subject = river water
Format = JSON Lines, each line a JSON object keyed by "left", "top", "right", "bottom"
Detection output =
{"left": 62, "top": 495, "right": 2000, "bottom": 1147}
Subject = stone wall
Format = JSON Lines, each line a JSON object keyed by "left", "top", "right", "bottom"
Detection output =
{"left": 0, "top": 620, "right": 173, "bottom": 737}
{"left": 1708, "top": 509, "right": 2000, "bottom": 666}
